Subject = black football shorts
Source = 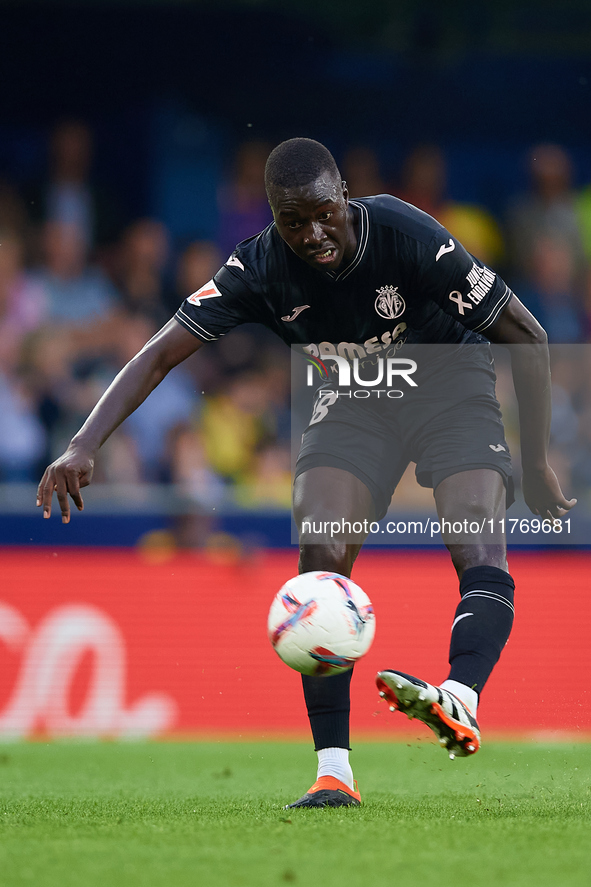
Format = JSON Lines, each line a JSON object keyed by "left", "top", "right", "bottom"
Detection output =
{"left": 295, "top": 345, "right": 513, "bottom": 520}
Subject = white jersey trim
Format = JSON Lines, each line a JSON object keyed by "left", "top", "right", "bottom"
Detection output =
{"left": 175, "top": 306, "right": 218, "bottom": 341}
{"left": 472, "top": 286, "right": 512, "bottom": 333}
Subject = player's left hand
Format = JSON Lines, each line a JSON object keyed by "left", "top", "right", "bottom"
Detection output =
{"left": 522, "top": 463, "right": 577, "bottom": 519}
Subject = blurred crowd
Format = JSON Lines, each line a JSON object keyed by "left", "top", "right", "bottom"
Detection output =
{"left": 1, "top": 121, "right": 591, "bottom": 513}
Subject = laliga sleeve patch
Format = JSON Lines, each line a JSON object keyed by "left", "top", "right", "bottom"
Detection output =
{"left": 187, "top": 280, "right": 223, "bottom": 306}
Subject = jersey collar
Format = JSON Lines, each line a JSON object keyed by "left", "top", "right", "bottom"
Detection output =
{"left": 325, "top": 200, "right": 369, "bottom": 282}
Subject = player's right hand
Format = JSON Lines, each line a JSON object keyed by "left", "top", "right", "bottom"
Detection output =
{"left": 522, "top": 462, "right": 577, "bottom": 520}
{"left": 36, "top": 447, "right": 96, "bottom": 524}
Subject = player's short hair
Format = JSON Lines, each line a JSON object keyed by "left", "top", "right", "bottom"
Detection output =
{"left": 265, "top": 138, "right": 340, "bottom": 199}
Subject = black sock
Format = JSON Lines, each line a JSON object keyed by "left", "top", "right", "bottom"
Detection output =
{"left": 447, "top": 565, "right": 515, "bottom": 695}
{"left": 302, "top": 669, "right": 352, "bottom": 750}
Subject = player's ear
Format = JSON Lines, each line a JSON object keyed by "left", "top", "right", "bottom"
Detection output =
{"left": 342, "top": 180, "right": 349, "bottom": 204}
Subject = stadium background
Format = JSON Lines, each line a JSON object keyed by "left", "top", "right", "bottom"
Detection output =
{"left": 1, "top": 0, "right": 590, "bottom": 740}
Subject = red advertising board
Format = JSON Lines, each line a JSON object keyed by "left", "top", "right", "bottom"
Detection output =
{"left": 0, "top": 548, "right": 589, "bottom": 739}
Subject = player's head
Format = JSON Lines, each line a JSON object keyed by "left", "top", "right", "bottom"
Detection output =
{"left": 265, "top": 138, "right": 356, "bottom": 272}
{"left": 265, "top": 138, "right": 340, "bottom": 196}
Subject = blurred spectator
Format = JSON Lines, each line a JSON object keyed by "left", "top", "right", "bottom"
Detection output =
{"left": 575, "top": 181, "right": 591, "bottom": 261}
{"left": 398, "top": 144, "right": 504, "bottom": 266}
{"left": 398, "top": 144, "right": 446, "bottom": 218}
{"left": 0, "top": 371, "right": 47, "bottom": 482}
{"left": 0, "top": 229, "right": 49, "bottom": 481}
{"left": 342, "top": 146, "right": 388, "bottom": 198}
{"left": 574, "top": 179, "right": 591, "bottom": 318}
{"left": 0, "top": 179, "right": 28, "bottom": 235}
{"left": 506, "top": 144, "right": 586, "bottom": 283}
{"left": 546, "top": 351, "right": 582, "bottom": 494}
{"left": 35, "top": 220, "right": 119, "bottom": 326}
{"left": 21, "top": 219, "right": 121, "bottom": 465}
{"left": 217, "top": 141, "right": 273, "bottom": 258}
{"left": 0, "top": 230, "right": 47, "bottom": 371}
{"left": 115, "top": 315, "right": 199, "bottom": 481}
{"left": 199, "top": 371, "right": 274, "bottom": 482}
{"left": 168, "top": 425, "right": 226, "bottom": 548}
{"left": 25, "top": 313, "right": 198, "bottom": 482}
{"left": 24, "top": 120, "right": 124, "bottom": 251}
{"left": 174, "top": 240, "right": 222, "bottom": 309}
{"left": 571, "top": 406, "right": 591, "bottom": 491}
{"left": 235, "top": 443, "right": 292, "bottom": 509}
{"left": 170, "top": 426, "right": 226, "bottom": 508}
{"left": 257, "top": 344, "right": 291, "bottom": 444}
{"left": 517, "top": 235, "right": 586, "bottom": 343}
{"left": 185, "top": 326, "right": 272, "bottom": 397}
{"left": 440, "top": 204, "right": 504, "bottom": 270}
{"left": 23, "top": 325, "right": 101, "bottom": 463}
{"left": 112, "top": 219, "right": 171, "bottom": 326}
{"left": 215, "top": 329, "right": 262, "bottom": 377}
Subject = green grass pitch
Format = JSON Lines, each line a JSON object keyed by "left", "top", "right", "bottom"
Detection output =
{"left": 0, "top": 741, "right": 589, "bottom": 886}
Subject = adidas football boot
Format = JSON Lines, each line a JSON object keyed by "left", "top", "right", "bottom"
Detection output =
{"left": 376, "top": 670, "right": 481, "bottom": 758}
{"left": 285, "top": 776, "right": 361, "bottom": 808}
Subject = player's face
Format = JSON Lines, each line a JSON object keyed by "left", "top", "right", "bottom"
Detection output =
{"left": 270, "top": 174, "right": 357, "bottom": 272}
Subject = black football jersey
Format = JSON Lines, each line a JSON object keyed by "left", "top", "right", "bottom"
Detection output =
{"left": 174, "top": 195, "right": 512, "bottom": 359}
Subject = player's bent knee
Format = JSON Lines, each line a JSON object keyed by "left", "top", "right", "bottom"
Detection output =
{"left": 435, "top": 469, "right": 506, "bottom": 525}
{"left": 437, "top": 498, "right": 498, "bottom": 525}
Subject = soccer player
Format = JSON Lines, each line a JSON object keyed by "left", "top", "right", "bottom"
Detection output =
{"left": 37, "top": 139, "right": 575, "bottom": 809}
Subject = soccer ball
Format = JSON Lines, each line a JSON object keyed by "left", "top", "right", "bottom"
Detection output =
{"left": 267, "top": 571, "right": 376, "bottom": 676}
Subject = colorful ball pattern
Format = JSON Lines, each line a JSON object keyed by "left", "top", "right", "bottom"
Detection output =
{"left": 267, "top": 571, "right": 376, "bottom": 676}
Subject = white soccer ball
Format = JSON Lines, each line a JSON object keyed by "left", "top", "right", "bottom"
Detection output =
{"left": 267, "top": 571, "right": 376, "bottom": 676}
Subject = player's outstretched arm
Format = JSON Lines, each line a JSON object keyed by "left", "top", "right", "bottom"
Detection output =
{"left": 36, "top": 319, "right": 204, "bottom": 523}
{"left": 487, "top": 296, "right": 576, "bottom": 519}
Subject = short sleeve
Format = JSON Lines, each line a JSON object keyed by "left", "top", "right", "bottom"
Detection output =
{"left": 418, "top": 231, "right": 513, "bottom": 334}
{"left": 174, "top": 253, "right": 261, "bottom": 342}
